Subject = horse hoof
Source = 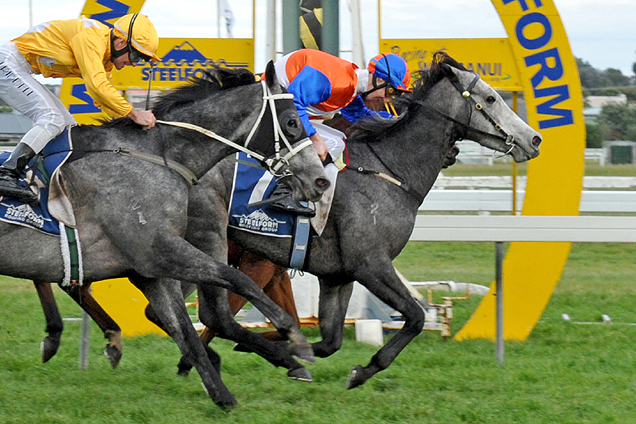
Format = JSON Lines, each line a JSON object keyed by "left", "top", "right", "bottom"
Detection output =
{"left": 104, "top": 344, "right": 122, "bottom": 368}
{"left": 346, "top": 365, "right": 367, "bottom": 389}
{"left": 233, "top": 343, "right": 253, "bottom": 353}
{"left": 287, "top": 367, "right": 313, "bottom": 382}
{"left": 41, "top": 337, "right": 60, "bottom": 363}
{"left": 289, "top": 344, "right": 316, "bottom": 364}
{"left": 218, "top": 399, "right": 238, "bottom": 412}
{"left": 177, "top": 358, "right": 192, "bottom": 377}
{"left": 201, "top": 383, "right": 237, "bottom": 410}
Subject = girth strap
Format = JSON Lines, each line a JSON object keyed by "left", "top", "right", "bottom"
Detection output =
{"left": 113, "top": 147, "right": 198, "bottom": 186}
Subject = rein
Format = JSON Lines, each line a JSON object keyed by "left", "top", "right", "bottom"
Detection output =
{"left": 65, "top": 80, "right": 313, "bottom": 186}
{"left": 415, "top": 73, "right": 517, "bottom": 156}
{"left": 157, "top": 80, "right": 313, "bottom": 177}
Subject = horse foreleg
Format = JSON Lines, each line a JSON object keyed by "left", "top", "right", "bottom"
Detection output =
{"left": 34, "top": 281, "right": 64, "bottom": 363}
{"left": 198, "top": 283, "right": 312, "bottom": 382}
{"left": 60, "top": 283, "right": 123, "bottom": 368}
{"left": 149, "top": 232, "right": 314, "bottom": 364}
{"left": 131, "top": 276, "right": 237, "bottom": 409}
{"left": 312, "top": 280, "right": 354, "bottom": 358}
{"left": 229, "top": 251, "right": 300, "bottom": 340}
{"left": 346, "top": 269, "right": 424, "bottom": 390}
{"left": 144, "top": 288, "right": 222, "bottom": 378}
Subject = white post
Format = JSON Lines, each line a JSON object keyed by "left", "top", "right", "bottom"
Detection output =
{"left": 79, "top": 310, "right": 90, "bottom": 370}
{"left": 265, "top": 0, "right": 277, "bottom": 63}
{"left": 217, "top": 0, "right": 222, "bottom": 38}
{"left": 350, "top": 0, "right": 365, "bottom": 67}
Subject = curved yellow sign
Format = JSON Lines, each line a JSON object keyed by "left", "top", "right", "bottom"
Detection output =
{"left": 455, "top": 0, "right": 585, "bottom": 341}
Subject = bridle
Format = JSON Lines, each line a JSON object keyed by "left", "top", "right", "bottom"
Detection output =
{"left": 156, "top": 80, "right": 313, "bottom": 178}
{"left": 416, "top": 70, "right": 517, "bottom": 156}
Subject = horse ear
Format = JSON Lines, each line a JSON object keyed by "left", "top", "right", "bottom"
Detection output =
{"left": 265, "top": 61, "right": 282, "bottom": 93}
{"left": 440, "top": 63, "right": 460, "bottom": 79}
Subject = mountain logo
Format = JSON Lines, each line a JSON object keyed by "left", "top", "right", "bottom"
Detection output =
{"left": 161, "top": 42, "right": 210, "bottom": 66}
{"left": 231, "top": 209, "right": 287, "bottom": 233}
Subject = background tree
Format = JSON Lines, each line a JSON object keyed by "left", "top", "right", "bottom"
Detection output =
{"left": 597, "top": 104, "right": 636, "bottom": 141}
{"left": 605, "top": 68, "right": 630, "bottom": 86}
{"left": 586, "top": 122, "right": 603, "bottom": 148}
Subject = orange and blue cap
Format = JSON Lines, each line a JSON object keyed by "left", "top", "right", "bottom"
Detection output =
{"left": 368, "top": 53, "right": 411, "bottom": 92}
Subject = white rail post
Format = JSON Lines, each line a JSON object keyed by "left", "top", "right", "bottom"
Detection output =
{"left": 79, "top": 310, "right": 90, "bottom": 370}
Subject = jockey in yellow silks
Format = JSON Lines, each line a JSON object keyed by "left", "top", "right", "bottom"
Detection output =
{"left": 0, "top": 13, "right": 160, "bottom": 205}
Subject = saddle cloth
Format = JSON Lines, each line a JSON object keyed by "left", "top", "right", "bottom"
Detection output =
{"left": 0, "top": 127, "right": 82, "bottom": 286}
{"left": 228, "top": 152, "right": 338, "bottom": 237}
{"left": 0, "top": 127, "right": 74, "bottom": 234}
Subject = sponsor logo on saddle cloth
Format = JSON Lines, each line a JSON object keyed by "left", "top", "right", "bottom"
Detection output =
{"left": 229, "top": 152, "right": 294, "bottom": 237}
{"left": 0, "top": 128, "right": 73, "bottom": 235}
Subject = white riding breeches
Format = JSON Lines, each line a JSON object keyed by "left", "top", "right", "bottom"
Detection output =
{"left": 0, "top": 42, "right": 76, "bottom": 154}
{"left": 312, "top": 121, "right": 346, "bottom": 163}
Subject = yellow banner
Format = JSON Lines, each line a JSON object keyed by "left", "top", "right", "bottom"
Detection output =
{"left": 62, "top": 0, "right": 254, "bottom": 122}
{"left": 111, "top": 38, "right": 255, "bottom": 91}
{"left": 454, "top": 0, "right": 585, "bottom": 342}
{"left": 380, "top": 0, "right": 585, "bottom": 342}
{"left": 80, "top": 0, "right": 146, "bottom": 23}
{"left": 381, "top": 38, "right": 524, "bottom": 91}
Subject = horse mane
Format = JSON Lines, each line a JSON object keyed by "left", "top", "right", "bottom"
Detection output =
{"left": 100, "top": 67, "right": 257, "bottom": 128}
{"left": 349, "top": 51, "right": 468, "bottom": 143}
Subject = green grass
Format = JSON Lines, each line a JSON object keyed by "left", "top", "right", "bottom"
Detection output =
{"left": 1, "top": 242, "right": 636, "bottom": 423}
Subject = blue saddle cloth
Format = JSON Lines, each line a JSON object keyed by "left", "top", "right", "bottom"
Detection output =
{"left": 0, "top": 128, "right": 73, "bottom": 235}
{"left": 228, "top": 152, "right": 294, "bottom": 237}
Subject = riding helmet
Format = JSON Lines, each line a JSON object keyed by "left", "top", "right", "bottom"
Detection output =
{"left": 113, "top": 13, "right": 161, "bottom": 62}
{"left": 368, "top": 53, "right": 411, "bottom": 92}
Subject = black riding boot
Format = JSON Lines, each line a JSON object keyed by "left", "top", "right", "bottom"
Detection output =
{"left": 269, "top": 180, "right": 316, "bottom": 217}
{"left": 0, "top": 142, "right": 39, "bottom": 205}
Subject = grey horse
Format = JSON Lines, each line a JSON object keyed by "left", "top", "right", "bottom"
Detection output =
{"left": 174, "top": 51, "right": 542, "bottom": 388}
{"left": 24, "top": 52, "right": 542, "bottom": 393}
{"left": 0, "top": 63, "right": 328, "bottom": 408}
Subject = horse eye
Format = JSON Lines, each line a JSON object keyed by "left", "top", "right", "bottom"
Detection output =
{"left": 486, "top": 96, "right": 496, "bottom": 105}
{"left": 277, "top": 109, "right": 303, "bottom": 138}
{"left": 282, "top": 117, "right": 302, "bottom": 138}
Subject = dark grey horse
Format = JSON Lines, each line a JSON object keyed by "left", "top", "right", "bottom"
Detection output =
{"left": 177, "top": 51, "right": 542, "bottom": 387}
{"left": 25, "top": 52, "right": 542, "bottom": 392}
{"left": 0, "top": 63, "right": 328, "bottom": 408}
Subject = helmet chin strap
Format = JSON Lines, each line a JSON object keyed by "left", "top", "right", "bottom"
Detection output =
{"left": 110, "top": 31, "right": 128, "bottom": 62}
{"left": 361, "top": 75, "right": 389, "bottom": 99}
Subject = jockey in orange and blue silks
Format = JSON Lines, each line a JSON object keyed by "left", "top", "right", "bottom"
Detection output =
{"left": 268, "top": 49, "right": 411, "bottom": 216}
{"left": 273, "top": 49, "right": 411, "bottom": 165}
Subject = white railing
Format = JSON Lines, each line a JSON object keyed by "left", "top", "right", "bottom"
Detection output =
{"left": 410, "top": 215, "right": 636, "bottom": 243}
{"left": 409, "top": 214, "right": 636, "bottom": 365}
{"left": 419, "top": 189, "right": 636, "bottom": 213}
{"left": 584, "top": 148, "right": 606, "bottom": 166}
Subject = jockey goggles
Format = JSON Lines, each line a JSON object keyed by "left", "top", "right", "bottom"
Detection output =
{"left": 111, "top": 13, "right": 152, "bottom": 64}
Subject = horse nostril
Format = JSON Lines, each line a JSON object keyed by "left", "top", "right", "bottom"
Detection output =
{"left": 316, "top": 178, "right": 330, "bottom": 191}
{"left": 532, "top": 136, "right": 542, "bottom": 148}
